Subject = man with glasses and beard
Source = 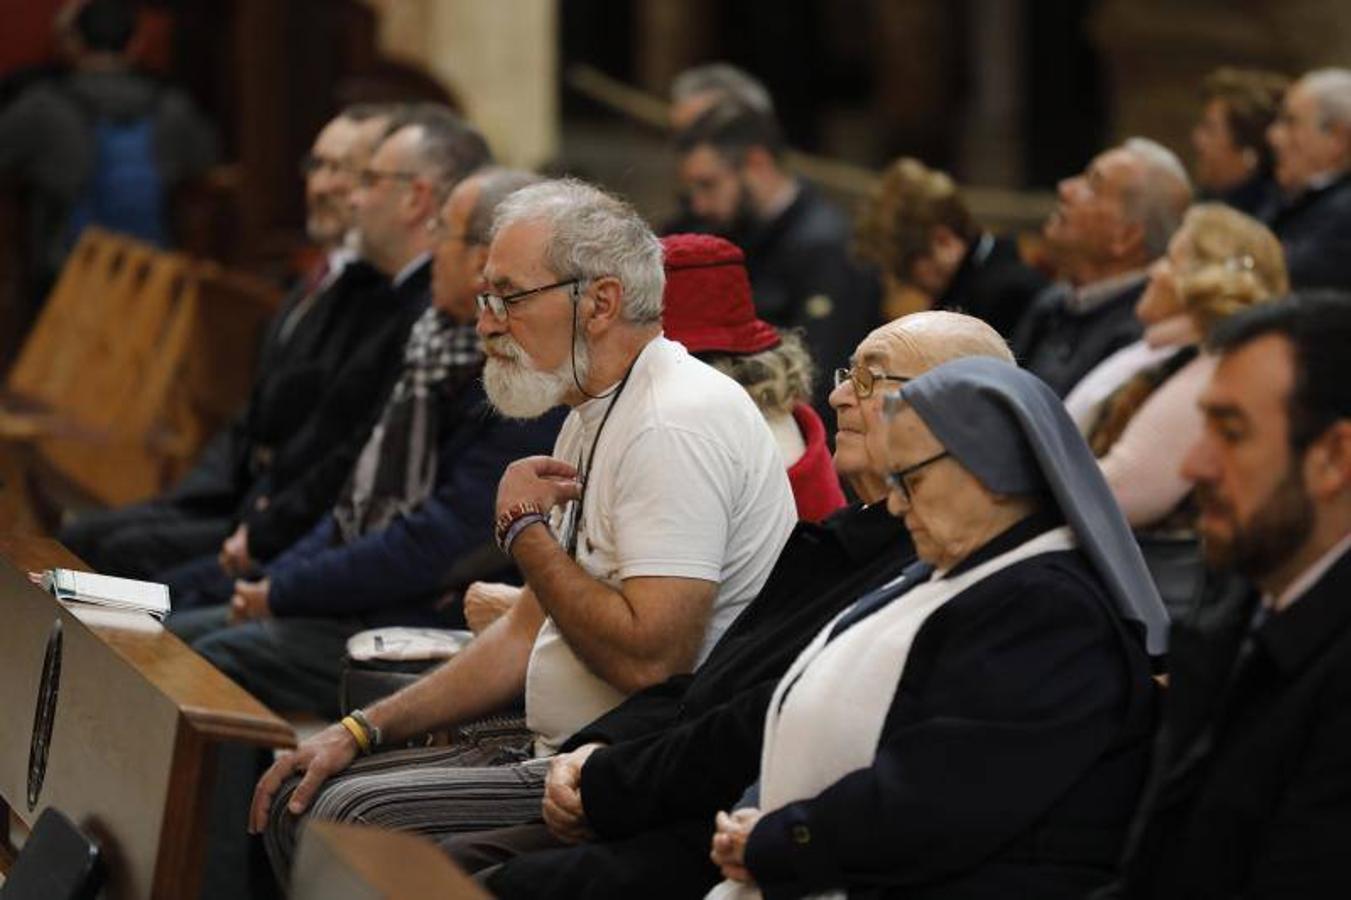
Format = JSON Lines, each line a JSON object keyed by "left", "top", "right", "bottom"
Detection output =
{"left": 250, "top": 178, "right": 796, "bottom": 884}
{"left": 1106, "top": 291, "right": 1351, "bottom": 898}
{"left": 672, "top": 101, "right": 879, "bottom": 417}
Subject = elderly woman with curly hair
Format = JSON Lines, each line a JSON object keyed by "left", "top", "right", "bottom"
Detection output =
{"left": 660, "top": 233, "right": 846, "bottom": 523}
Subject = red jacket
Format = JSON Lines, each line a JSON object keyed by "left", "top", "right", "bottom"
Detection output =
{"left": 786, "top": 403, "right": 846, "bottom": 523}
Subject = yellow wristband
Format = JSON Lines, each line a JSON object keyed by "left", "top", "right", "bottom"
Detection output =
{"left": 340, "top": 715, "right": 371, "bottom": 754}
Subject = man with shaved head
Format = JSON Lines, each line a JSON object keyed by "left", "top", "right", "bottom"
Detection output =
{"left": 450, "top": 311, "right": 1018, "bottom": 898}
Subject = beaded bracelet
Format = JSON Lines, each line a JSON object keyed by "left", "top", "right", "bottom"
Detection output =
{"left": 500, "top": 514, "right": 547, "bottom": 555}
{"left": 494, "top": 501, "right": 543, "bottom": 549}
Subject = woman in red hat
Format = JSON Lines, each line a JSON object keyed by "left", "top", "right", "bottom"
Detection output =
{"left": 660, "top": 233, "right": 846, "bottom": 523}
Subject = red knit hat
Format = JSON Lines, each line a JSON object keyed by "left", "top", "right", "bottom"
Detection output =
{"left": 661, "top": 233, "right": 781, "bottom": 355}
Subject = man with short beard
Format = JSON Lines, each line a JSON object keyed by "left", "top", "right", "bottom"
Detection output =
{"left": 1107, "top": 291, "right": 1351, "bottom": 898}
{"left": 672, "top": 101, "right": 879, "bottom": 418}
{"left": 251, "top": 178, "right": 797, "bottom": 881}
{"left": 59, "top": 104, "right": 397, "bottom": 579}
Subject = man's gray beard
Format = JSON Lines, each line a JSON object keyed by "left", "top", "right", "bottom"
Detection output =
{"left": 483, "top": 335, "right": 589, "bottom": 419}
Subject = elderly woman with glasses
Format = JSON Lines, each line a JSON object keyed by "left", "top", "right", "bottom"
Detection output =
{"left": 704, "top": 357, "right": 1168, "bottom": 900}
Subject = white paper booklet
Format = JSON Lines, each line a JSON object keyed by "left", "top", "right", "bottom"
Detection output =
{"left": 40, "top": 568, "right": 170, "bottom": 621}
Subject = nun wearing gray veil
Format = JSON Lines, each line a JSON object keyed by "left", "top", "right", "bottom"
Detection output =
{"left": 706, "top": 357, "right": 1166, "bottom": 900}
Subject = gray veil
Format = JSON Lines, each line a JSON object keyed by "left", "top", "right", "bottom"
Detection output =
{"left": 891, "top": 356, "right": 1170, "bottom": 656}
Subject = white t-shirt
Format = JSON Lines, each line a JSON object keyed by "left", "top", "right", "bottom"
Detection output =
{"left": 526, "top": 336, "right": 796, "bottom": 754}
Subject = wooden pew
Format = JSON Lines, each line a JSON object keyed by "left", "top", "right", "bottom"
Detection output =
{"left": 291, "top": 822, "right": 489, "bottom": 900}
{"left": 1, "top": 229, "right": 281, "bottom": 525}
{"left": 0, "top": 534, "right": 294, "bottom": 899}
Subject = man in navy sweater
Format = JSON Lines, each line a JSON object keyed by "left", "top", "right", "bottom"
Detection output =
{"left": 168, "top": 168, "right": 564, "bottom": 718}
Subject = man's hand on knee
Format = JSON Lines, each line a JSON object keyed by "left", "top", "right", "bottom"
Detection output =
{"left": 249, "top": 722, "right": 359, "bottom": 833}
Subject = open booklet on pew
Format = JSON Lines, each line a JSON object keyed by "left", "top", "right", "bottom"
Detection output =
{"left": 36, "top": 568, "right": 170, "bottom": 621}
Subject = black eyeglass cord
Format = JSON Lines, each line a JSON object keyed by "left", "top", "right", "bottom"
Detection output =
{"left": 570, "top": 281, "right": 626, "bottom": 401}
{"left": 564, "top": 356, "right": 636, "bottom": 559}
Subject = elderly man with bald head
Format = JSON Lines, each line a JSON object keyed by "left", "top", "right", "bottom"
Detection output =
{"left": 1013, "top": 138, "right": 1193, "bottom": 398}
{"left": 450, "top": 311, "right": 1020, "bottom": 898}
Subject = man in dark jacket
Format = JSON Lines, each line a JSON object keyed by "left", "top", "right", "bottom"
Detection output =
{"left": 167, "top": 168, "right": 563, "bottom": 719}
{"left": 672, "top": 101, "right": 879, "bottom": 417}
{"left": 1109, "top": 293, "right": 1351, "bottom": 898}
{"left": 213, "top": 105, "right": 494, "bottom": 572}
{"left": 58, "top": 104, "right": 395, "bottom": 577}
{"left": 1013, "top": 138, "right": 1192, "bottom": 397}
{"left": 1261, "top": 68, "right": 1351, "bottom": 290}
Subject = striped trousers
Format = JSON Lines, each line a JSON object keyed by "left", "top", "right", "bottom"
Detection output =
{"left": 264, "top": 715, "right": 550, "bottom": 885}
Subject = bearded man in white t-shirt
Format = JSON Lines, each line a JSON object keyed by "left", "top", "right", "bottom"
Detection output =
{"left": 252, "top": 177, "right": 797, "bottom": 877}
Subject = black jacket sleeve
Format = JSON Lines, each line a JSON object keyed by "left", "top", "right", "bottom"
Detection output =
{"left": 559, "top": 675, "right": 694, "bottom": 751}
{"left": 243, "top": 301, "right": 421, "bottom": 559}
{"left": 581, "top": 680, "right": 779, "bottom": 838}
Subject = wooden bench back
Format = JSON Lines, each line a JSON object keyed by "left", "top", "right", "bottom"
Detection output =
{"left": 4, "top": 229, "right": 281, "bottom": 508}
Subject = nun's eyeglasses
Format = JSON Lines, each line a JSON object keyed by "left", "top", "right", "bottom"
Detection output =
{"left": 886, "top": 451, "right": 951, "bottom": 503}
{"left": 833, "top": 364, "right": 909, "bottom": 399}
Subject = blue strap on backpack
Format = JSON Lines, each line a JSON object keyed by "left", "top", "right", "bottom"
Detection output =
{"left": 64, "top": 82, "right": 169, "bottom": 248}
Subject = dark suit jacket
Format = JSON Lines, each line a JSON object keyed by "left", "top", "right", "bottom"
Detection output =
{"left": 1205, "top": 172, "right": 1280, "bottom": 221}
{"left": 1262, "top": 173, "right": 1351, "bottom": 290}
{"left": 167, "top": 258, "right": 389, "bottom": 513}
{"left": 240, "top": 258, "right": 432, "bottom": 559}
{"left": 937, "top": 233, "right": 1049, "bottom": 340}
{"left": 1115, "top": 548, "right": 1351, "bottom": 899}
{"left": 1013, "top": 276, "right": 1145, "bottom": 398}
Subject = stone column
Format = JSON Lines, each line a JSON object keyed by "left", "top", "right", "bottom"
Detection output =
{"left": 362, "top": 0, "right": 560, "bottom": 168}
{"left": 957, "top": 0, "right": 1026, "bottom": 187}
{"left": 635, "top": 0, "right": 718, "bottom": 98}
{"left": 1091, "top": 0, "right": 1293, "bottom": 158}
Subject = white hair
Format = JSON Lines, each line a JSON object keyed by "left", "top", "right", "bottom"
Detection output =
{"left": 491, "top": 178, "right": 664, "bottom": 324}
{"left": 1300, "top": 68, "right": 1351, "bottom": 130}
{"left": 670, "top": 63, "right": 774, "bottom": 115}
{"left": 482, "top": 332, "right": 588, "bottom": 419}
{"left": 1120, "top": 137, "right": 1194, "bottom": 259}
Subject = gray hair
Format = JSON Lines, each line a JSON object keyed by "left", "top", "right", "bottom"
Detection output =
{"left": 388, "top": 103, "right": 493, "bottom": 201}
{"left": 465, "top": 168, "right": 543, "bottom": 245}
{"left": 1120, "top": 136, "right": 1194, "bottom": 259}
{"left": 492, "top": 178, "right": 665, "bottom": 324}
{"left": 1300, "top": 68, "right": 1351, "bottom": 130}
{"left": 671, "top": 63, "right": 774, "bottom": 116}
